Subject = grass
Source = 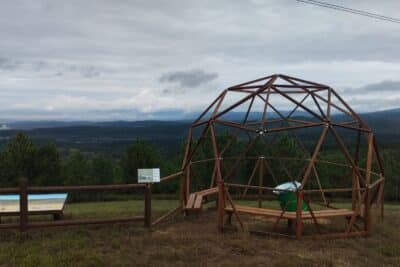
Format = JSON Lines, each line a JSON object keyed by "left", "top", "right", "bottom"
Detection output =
{"left": 0, "top": 199, "right": 399, "bottom": 267}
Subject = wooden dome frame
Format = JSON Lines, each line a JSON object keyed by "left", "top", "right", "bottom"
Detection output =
{"left": 178, "top": 74, "right": 385, "bottom": 239}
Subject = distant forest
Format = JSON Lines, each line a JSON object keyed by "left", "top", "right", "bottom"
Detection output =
{"left": 0, "top": 126, "right": 399, "bottom": 201}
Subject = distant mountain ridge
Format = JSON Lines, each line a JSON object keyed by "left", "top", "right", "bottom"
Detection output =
{"left": 1, "top": 107, "right": 399, "bottom": 130}
{"left": 0, "top": 108, "right": 399, "bottom": 157}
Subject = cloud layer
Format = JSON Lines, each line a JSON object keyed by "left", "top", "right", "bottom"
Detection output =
{"left": 159, "top": 69, "right": 218, "bottom": 88}
{"left": 0, "top": 0, "right": 399, "bottom": 120}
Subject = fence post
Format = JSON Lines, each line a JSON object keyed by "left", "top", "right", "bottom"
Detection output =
{"left": 19, "top": 177, "right": 28, "bottom": 232}
{"left": 144, "top": 184, "right": 152, "bottom": 227}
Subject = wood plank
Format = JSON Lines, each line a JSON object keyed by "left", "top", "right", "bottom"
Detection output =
{"left": 225, "top": 205, "right": 290, "bottom": 218}
{"left": 197, "top": 187, "right": 218, "bottom": 196}
{"left": 28, "top": 217, "right": 144, "bottom": 228}
{"left": 193, "top": 195, "right": 203, "bottom": 209}
{"left": 305, "top": 209, "right": 354, "bottom": 219}
{"left": 225, "top": 205, "right": 354, "bottom": 220}
{"left": 186, "top": 193, "right": 196, "bottom": 209}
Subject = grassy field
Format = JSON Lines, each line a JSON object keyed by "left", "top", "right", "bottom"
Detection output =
{"left": 0, "top": 199, "right": 399, "bottom": 267}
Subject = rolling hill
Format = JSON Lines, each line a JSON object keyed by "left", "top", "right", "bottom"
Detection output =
{"left": 0, "top": 108, "right": 399, "bottom": 155}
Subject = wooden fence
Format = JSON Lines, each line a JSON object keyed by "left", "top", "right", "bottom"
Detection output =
{"left": 0, "top": 178, "right": 152, "bottom": 232}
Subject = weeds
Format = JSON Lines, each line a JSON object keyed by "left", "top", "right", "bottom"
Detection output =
{"left": 0, "top": 201, "right": 398, "bottom": 267}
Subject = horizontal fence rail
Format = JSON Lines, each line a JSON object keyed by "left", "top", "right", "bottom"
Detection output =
{"left": 28, "top": 183, "right": 147, "bottom": 193}
{"left": 225, "top": 182, "right": 369, "bottom": 194}
{"left": 0, "top": 178, "right": 152, "bottom": 232}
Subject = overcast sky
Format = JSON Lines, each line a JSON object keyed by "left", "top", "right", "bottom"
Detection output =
{"left": 0, "top": 0, "right": 399, "bottom": 121}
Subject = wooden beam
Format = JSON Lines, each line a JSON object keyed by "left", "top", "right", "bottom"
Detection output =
{"left": 215, "top": 76, "right": 278, "bottom": 120}
{"left": 209, "top": 124, "right": 225, "bottom": 231}
{"left": 329, "top": 126, "right": 366, "bottom": 187}
{"left": 229, "top": 74, "right": 274, "bottom": 89}
{"left": 241, "top": 159, "right": 260, "bottom": 198}
{"left": 214, "top": 119, "right": 258, "bottom": 133}
{"left": 303, "top": 195, "right": 321, "bottom": 234}
{"left": 225, "top": 188, "right": 244, "bottom": 231}
{"left": 144, "top": 184, "right": 152, "bottom": 227}
{"left": 151, "top": 206, "right": 182, "bottom": 227}
{"left": 193, "top": 90, "right": 226, "bottom": 124}
{"left": 300, "top": 126, "right": 328, "bottom": 188}
{"left": 365, "top": 133, "right": 374, "bottom": 185}
{"left": 211, "top": 90, "right": 227, "bottom": 117}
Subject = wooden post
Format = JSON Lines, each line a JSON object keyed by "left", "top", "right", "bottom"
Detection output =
{"left": 209, "top": 124, "right": 225, "bottom": 232}
{"left": 364, "top": 133, "right": 373, "bottom": 233}
{"left": 185, "top": 165, "right": 191, "bottom": 203}
{"left": 19, "top": 177, "right": 28, "bottom": 232}
{"left": 295, "top": 190, "right": 303, "bottom": 240}
{"left": 217, "top": 180, "right": 225, "bottom": 232}
{"left": 364, "top": 187, "right": 370, "bottom": 235}
{"left": 352, "top": 129, "right": 361, "bottom": 211}
{"left": 179, "top": 173, "right": 185, "bottom": 208}
{"left": 209, "top": 163, "right": 217, "bottom": 189}
{"left": 180, "top": 127, "right": 193, "bottom": 204}
{"left": 144, "top": 184, "right": 152, "bottom": 228}
{"left": 365, "top": 133, "right": 374, "bottom": 185}
{"left": 258, "top": 157, "right": 264, "bottom": 208}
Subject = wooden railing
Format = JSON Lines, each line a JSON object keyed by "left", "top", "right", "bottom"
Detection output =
{"left": 0, "top": 178, "right": 152, "bottom": 232}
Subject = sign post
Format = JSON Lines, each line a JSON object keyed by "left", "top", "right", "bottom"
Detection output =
{"left": 138, "top": 168, "right": 160, "bottom": 228}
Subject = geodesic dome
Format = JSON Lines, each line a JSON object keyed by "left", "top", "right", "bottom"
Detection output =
{"left": 179, "top": 74, "right": 385, "bottom": 238}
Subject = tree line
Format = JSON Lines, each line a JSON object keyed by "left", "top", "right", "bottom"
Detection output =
{"left": 0, "top": 133, "right": 398, "bottom": 201}
{"left": 0, "top": 133, "right": 180, "bottom": 193}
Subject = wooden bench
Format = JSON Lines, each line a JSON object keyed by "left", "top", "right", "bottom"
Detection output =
{"left": 185, "top": 187, "right": 219, "bottom": 212}
{"left": 225, "top": 205, "right": 354, "bottom": 220}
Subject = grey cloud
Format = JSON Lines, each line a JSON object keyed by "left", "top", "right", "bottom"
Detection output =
{"left": 33, "top": 60, "right": 47, "bottom": 72}
{"left": 62, "top": 64, "right": 102, "bottom": 78}
{"left": 159, "top": 69, "right": 218, "bottom": 88}
{"left": 0, "top": 56, "right": 103, "bottom": 78}
{"left": 161, "top": 88, "right": 173, "bottom": 94}
{"left": 81, "top": 66, "right": 101, "bottom": 78}
{"left": 356, "top": 80, "right": 400, "bottom": 93}
{"left": 347, "top": 96, "right": 400, "bottom": 112}
{"left": 0, "top": 0, "right": 399, "bottom": 120}
{"left": 343, "top": 80, "right": 400, "bottom": 94}
{"left": 161, "top": 87, "right": 186, "bottom": 95}
{"left": 37, "top": 61, "right": 102, "bottom": 78}
{"left": 0, "top": 57, "right": 21, "bottom": 71}
{"left": 337, "top": 80, "right": 400, "bottom": 112}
